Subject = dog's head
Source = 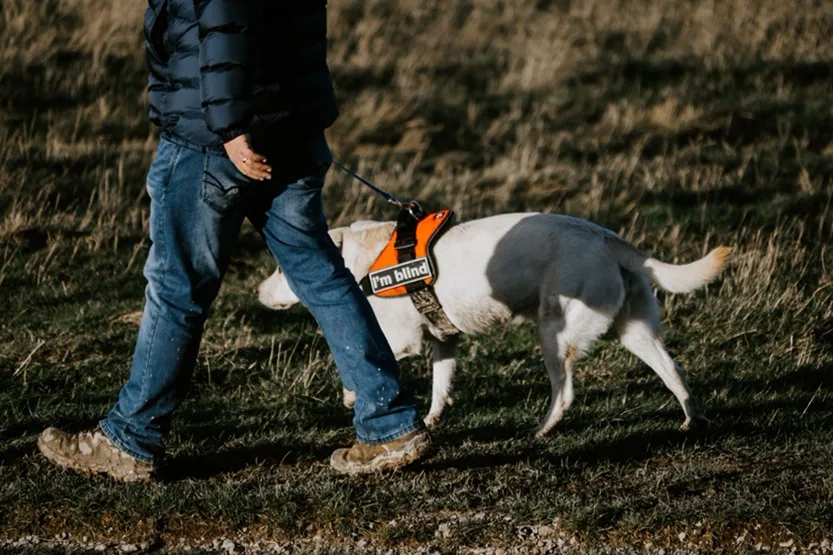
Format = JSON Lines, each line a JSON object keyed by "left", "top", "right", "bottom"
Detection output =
{"left": 256, "top": 220, "right": 395, "bottom": 310}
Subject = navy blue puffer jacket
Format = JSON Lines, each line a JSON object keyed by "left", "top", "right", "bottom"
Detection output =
{"left": 144, "top": 0, "right": 339, "bottom": 153}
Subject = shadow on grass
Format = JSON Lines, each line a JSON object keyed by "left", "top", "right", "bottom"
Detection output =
{"left": 176, "top": 400, "right": 350, "bottom": 443}
{"left": 159, "top": 438, "right": 343, "bottom": 481}
{"left": 419, "top": 364, "right": 833, "bottom": 472}
{"left": 699, "top": 363, "right": 831, "bottom": 394}
{"left": 423, "top": 411, "right": 831, "bottom": 473}
{"left": 0, "top": 415, "right": 103, "bottom": 446}
{"left": 0, "top": 442, "right": 37, "bottom": 465}
{"left": 243, "top": 303, "right": 318, "bottom": 334}
{"left": 417, "top": 425, "right": 700, "bottom": 472}
{"left": 0, "top": 413, "right": 105, "bottom": 464}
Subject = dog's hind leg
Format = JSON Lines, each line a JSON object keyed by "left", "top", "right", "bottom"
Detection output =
{"left": 614, "top": 273, "right": 707, "bottom": 430}
{"left": 425, "top": 336, "right": 459, "bottom": 428}
{"left": 535, "top": 299, "right": 615, "bottom": 437}
{"left": 535, "top": 259, "right": 623, "bottom": 437}
{"left": 535, "top": 315, "right": 573, "bottom": 437}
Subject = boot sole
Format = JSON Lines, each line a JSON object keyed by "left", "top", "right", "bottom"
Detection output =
{"left": 37, "top": 435, "right": 153, "bottom": 483}
{"left": 333, "top": 433, "right": 432, "bottom": 475}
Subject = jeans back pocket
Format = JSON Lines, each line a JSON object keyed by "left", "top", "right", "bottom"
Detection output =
{"left": 201, "top": 154, "right": 252, "bottom": 212}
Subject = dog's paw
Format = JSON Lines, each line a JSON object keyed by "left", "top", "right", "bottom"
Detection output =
{"left": 342, "top": 388, "right": 356, "bottom": 409}
{"left": 680, "top": 414, "right": 710, "bottom": 431}
{"left": 533, "top": 426, "right": 551, "bottom": 439}
{"left": 424, "top": 413, "right": 443, "bottom": 429}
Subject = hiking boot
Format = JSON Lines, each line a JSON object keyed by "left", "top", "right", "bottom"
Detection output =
{"left": 330, "top": 429, "right": 431, "bottom": 475}
{"left": 37, "top": 427, "right": 154, "bottom": 483}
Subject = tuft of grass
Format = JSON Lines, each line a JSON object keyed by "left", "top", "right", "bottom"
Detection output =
{"left": 1, "top": 0, "right": 831, "bottom": 551}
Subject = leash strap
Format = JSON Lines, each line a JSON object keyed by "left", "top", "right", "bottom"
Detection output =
{"left": 332, "top": 160, "right": 406, "bottom": 208}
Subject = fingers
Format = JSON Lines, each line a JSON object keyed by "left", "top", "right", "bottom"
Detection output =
{"left": 235, "top": 161, "right": 267, "bottom": 181}
{"left": 223, "top": 135, "right": 273, "bottom": 181}
{"left": 243, "top": 149, "right": 268, "bottom": 166}
{"left": 237, "top": 153, "right": 272, "bottom": 181}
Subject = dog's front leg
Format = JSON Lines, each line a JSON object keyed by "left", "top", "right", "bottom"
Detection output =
{"left": 342, "top": 387, "right": 356, "bottom": 409}
{"left": 424, "top": 336, "right": 459, "bottom": 428}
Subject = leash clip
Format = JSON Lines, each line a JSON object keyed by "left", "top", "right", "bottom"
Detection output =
{"left": 405, "top": 201, "right": 426, "bottom": 221}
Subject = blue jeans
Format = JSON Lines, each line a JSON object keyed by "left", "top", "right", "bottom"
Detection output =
{"left": 100, "top": 136, "right": 424, "bottom": 464}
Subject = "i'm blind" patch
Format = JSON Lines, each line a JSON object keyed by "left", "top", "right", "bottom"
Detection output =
{"left": 367, "top": 257, "right": 433, "bottom": 294}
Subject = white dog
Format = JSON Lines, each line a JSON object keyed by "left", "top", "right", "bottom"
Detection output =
{"left": 257, "top": 213, "right": 730, "bottom": 435}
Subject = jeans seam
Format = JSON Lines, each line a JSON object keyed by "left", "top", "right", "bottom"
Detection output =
{"left": 353, "top": 397, "right": 369, "bottom": 440}
{"left": 358, "top": 422, "right": 424, "bottom": 445}
{"left": 137, "top": 145, "right": 180, "bottom": 408}
{"left": 99, "top": 419, "right": 154, "bottom": 464}
{"left": 162, "top": 143, "right": 182, "bottom": 192}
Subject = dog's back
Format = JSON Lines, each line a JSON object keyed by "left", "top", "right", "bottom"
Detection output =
{"left": 431, "top": 213, "right": 624, "bottom": 331}
{"left": 430, "top": 213, "right": 728, "bottom": 333}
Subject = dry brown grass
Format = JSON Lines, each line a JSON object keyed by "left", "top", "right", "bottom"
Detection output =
{"left": 0, "top": 0, "right": 831, "bottom": 551}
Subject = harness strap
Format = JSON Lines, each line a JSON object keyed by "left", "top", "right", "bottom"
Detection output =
{"left": 395, "top": 209, "right": 428, "bottom": 295}
{"left": 409, "top": 288, "right": 459, "bottom": 340}
{"left": 359, "top": 274, "right": 458, "bottom": 337}
{"left": 394, "top": 208, "right": 419, "bottom": 261}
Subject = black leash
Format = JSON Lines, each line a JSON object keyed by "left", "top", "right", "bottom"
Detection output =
{"left": 332, "top": 160, "right": 424, "bottom": 219}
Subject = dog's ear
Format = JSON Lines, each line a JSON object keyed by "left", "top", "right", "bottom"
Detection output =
{"left": 329, "top": 227, "right": 345, "bottom": 249}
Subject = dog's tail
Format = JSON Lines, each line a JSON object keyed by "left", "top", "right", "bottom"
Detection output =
{"left": 606, "top": 233, "right": 731, "bottom": 293}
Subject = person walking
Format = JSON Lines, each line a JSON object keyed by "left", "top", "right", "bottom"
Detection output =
{"left": 37, "top": 0, "right": 430, "bottom": 481}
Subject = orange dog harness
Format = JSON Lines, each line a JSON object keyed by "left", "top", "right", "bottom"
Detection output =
{"left": 362, "top": 209, "right": 453, "bottom": 296}
{"left": 359, "top": 206, "right": 459, "bottom": 338}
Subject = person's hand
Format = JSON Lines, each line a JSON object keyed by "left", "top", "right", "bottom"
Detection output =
{"left": 223, "top": 134, "right": 272, "bottom": 181}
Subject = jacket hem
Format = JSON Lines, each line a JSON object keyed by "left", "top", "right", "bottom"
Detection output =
{"left": 159, "top": 131, "right": 228, "bottom": 156}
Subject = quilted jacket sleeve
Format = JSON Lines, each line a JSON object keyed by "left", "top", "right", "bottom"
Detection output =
{"left": 194, "top": 0, "right": 252, "bottom": 142}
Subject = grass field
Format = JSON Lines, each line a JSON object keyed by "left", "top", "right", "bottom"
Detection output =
{"left": 1, "top": 0, "right": 832, "bottom": 552}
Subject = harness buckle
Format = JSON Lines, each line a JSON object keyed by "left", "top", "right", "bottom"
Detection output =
{"left": 394, "top": 237, "right": 417, "bottom": 250}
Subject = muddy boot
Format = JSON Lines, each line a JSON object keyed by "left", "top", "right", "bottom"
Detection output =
{"left": 37, "top": 427, "right": 154, "bottom": 483}
{"left": 330, "top": 429, "right": 431, "bottom": 475}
